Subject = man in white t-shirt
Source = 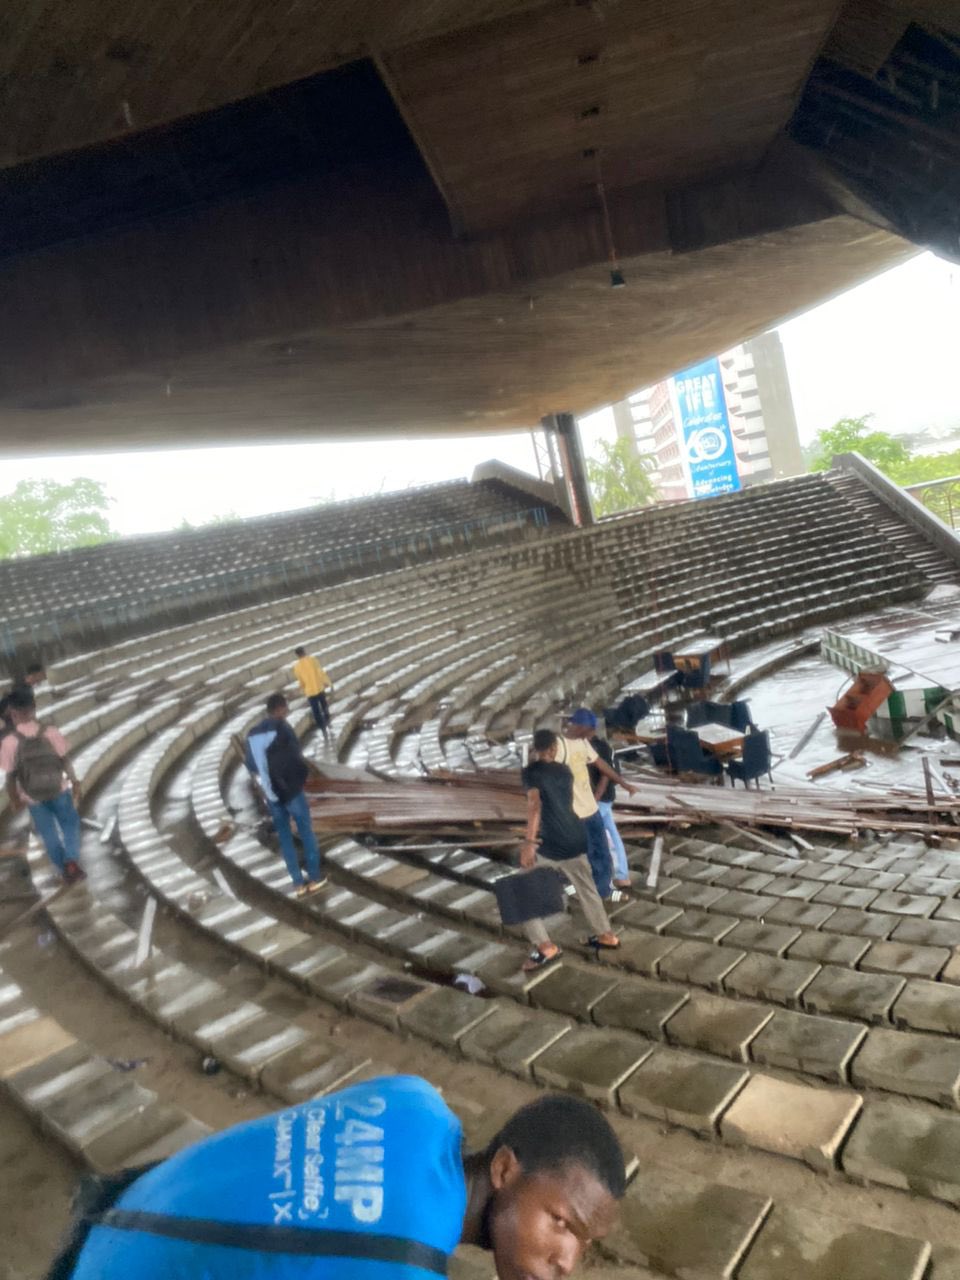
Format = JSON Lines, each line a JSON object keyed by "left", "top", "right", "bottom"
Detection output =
{"left": 0, "top": 688, "right": 85, "bottom": 884}
{"left": 555, "top": 708, "right": 635, "bottom": 901}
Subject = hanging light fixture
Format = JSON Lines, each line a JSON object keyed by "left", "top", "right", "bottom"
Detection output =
{"left": 595, "top": 151, "right": 625, "bottom": 287}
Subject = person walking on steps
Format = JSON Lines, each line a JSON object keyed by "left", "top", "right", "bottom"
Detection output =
{"left": 0, "top": 687, "right": 85, "bottom": 884}
{"left": 245, "top": 693, "right": 326, "bottom": 897}
{"left": 557, "top": 708, "right": 636, "bottom": 903}
{"left": 292, "top": 646, "right": 333, "bottom": 742}
{"left": 60, "top": 1076, "right": 626, "bottom": 1280}
{"left": 589, "top": 725, "right": 633, "bottom": 892}
{"left": 519, "top": 728, "right": 620, "bottom": 971}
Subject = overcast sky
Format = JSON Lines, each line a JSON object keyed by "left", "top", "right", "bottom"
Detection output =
{"left": 3, "top": 250, "right": 958, "bottom": 537}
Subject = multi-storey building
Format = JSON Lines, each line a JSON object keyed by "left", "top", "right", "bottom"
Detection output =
{"left": 611, "top": 331, "right": 804, "bottom": 503}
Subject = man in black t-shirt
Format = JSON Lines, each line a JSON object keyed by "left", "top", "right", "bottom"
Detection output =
{"left": 519, "top": 729, "right": 619, "bottom": 971}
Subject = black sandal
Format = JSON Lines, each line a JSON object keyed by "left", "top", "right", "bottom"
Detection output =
{"left": 585, "top": 934, "right": 621, "bottom": 950}
{"left": 522, "top": 946, "right": 562, "bottom": 972}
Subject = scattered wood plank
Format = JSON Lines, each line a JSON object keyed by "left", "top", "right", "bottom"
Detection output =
{"left": 806, "top": 752, "right": 866, "bottom": 779}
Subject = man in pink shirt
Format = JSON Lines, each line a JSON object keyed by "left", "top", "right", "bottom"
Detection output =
{"left": 0, "top": 688, "right": 85, "bottom": 884}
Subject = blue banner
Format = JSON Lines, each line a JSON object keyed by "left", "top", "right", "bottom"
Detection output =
{"left": 674, "top": 357, "right": 741, "bottom": 500}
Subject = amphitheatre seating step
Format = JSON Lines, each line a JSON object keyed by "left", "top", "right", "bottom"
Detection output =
{"left": 0, "top": 965, "right": 210, "bottom": 1173}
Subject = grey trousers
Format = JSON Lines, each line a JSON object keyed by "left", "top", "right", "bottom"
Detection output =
{"left": 524, "top": 853, "right": 612, "bottom": 946}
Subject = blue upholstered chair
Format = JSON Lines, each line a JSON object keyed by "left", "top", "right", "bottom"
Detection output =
{"left": 727, "top": 730, "right": 773, "bottom": 788}
{"left": 729, "top": 700, "right": 757, "bottom": 734}
{"left": 667, "top": 725, "right": 723, "bottom": 780}
{"left": 686, "top": 703, "right": 710, "bottom": 729}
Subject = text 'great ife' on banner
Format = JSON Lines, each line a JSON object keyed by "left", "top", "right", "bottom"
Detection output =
{"left": 674, "top": 357, "right": 742, "bottom": 500}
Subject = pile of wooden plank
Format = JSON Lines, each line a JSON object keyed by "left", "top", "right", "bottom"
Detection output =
{"left": 305, "top": 765, "right": 960, "bottom": 841}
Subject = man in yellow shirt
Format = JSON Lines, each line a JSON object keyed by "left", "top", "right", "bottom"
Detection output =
{"left": 555, "top": 708, "right": 635, "bottom": 901}
{"left": 292, "top": 646, "right": 333, "bottom": 741}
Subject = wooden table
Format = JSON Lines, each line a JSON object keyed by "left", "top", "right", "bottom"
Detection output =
{"left": 695, "top": 723, "right": 745, "bottom": 757}
{"left": 672, "top": 635, "right": 727, "bottom": 674}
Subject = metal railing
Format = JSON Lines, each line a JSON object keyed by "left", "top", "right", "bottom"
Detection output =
{"left": 903, "top": 474, "right": 960, "bottom": 530}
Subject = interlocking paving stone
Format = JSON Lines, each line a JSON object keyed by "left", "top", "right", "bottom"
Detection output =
{"left": 529, "top": 966, "right": 621, "bottom": 1018}
{"left": 933, "top": 897, "right": 960, "bottom": 923}
{"left": 722, "top": 953, "right": 820, "bottom": 1007}
{"left": 860, "top": 940, "right": 950, "bottom": 979}
{"left": 210, "top": 1018, "right": 311, "bottom": 1081}
{"left": 840, "top": 868, "right": 905, "bottom": 891}
{"left": 722, "top": 921, "right": 801, "bottom": 957}
{"left": 606, "top": 930, "right": 681, "bottom": 976}
{"left": 82, "top": 1105, "right": 210, "bottom": 1174}
{"left": 612, "top": 900, "right": 683, "bottom": 933}
{"left": 43, "top": 1073, "right": 158, "bottom": 1150}
{"left": 711, "top": 868, "right": 775, "bottom": 893}
{"left": 664, "top": 910, "right": 739, "bottom": 943}
{"left": 677, "top": 858, "right": 722, "bottom": 882}
{"left": 802, "top": 965, "right": 905, "bottom": 1023}
{"left": 532, "top": 1027, "right": 652, "bottom": 1104}
{"left": 792, "top": 862, "right": 851, "bottom": 884}
{"left": 459, "top": 1001, "right": 572, "bottom": 1075}
{"left": 893, "top": 917, "right": 960, "bottom": 948}
{"left": 661, "top": 882, "right": 728, "bottom": 910}
{"left": 786, "top": 931, "right": 870, "bottom": 966}
{"left": 842, "top": 1097, "right": 960, "bottom": 1206}
{"left": 606, "top": 1166, "right": 771, "bottom": 1279}
{"left": 710, "top": 892, "right": 778, "bottom": 921}
{"left": 870, "top": 890, "right": 939, "bottom": 918}
{"left": 761, "top": 876, "right": 820, "bottom": 902}
{"left": 900, "top": 874, "right": 960, "bottom": 896}
{"left": 821, "top": 907, "right": 898, "bottom": 939}
{"left": 720, "top": 1074, "right": 862, "bottom": 1172}
{"left": 618, "top": 1047, "right": 748, "bottom": 1133}
{"left": 893, "top": 978, "right": 960, "bottom": 1034}
{"left": 472, "top": 949, "right": 556, "bottom": 997}
{"left": 738, "top": 1204, "right": 930, "bottom": 1280}
{"left": 591, "top": 977, "right": 689, "bottom": 1038}
{"left": 658, "top": 940, "right": 745, "bottom": 990}
{"left": 305, "top": 956, "right": 391, "bottom": 1008}
{"left": 764, "top": 899, "right": 837, "bottom": 930}
{"left": 636, "top": 875, "right": 682, "bottom": 902}
{"left": 259, "top": 1038, "right": 370, "bottom": 1102}
{"left": 812, "top": 883, "right": 879, "bottom": 909}
{"left": 348, "top": 976, "right": 435, "bottom": 1029}
{"left": 749, "top": 1008, "right": 867, "bottom": 1082}
{"left": 851, "top": 1027, "right": 960, "bottom": 1106}
{"left": 6, "top": 1043, "right": 108, "bottom": 1107}
{"left": 665, "top": 992, "right": 773, "bottom": 1062}
{"left": 399, "top": 985, "right": 498, "bottom": 1047}
{"left": 942, "top": 951, "right": 960, "bottom": 985}
{"left": 0, "top": 1017, "right": 76, "bottom": 1078}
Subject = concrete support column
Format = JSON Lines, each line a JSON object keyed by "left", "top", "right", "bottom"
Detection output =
{"left": 543, "top": 412, "right": 595, "bottom": 527}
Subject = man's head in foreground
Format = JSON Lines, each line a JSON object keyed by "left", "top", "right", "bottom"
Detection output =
{"left": 7, "top": 687, "right": 37, "bottom": 726}
{"left": 265, "top": 692, "right": 289, "bottom": 720}
{"left": 531, "top": 728, "right": 559, "bottom": 763}
{"left": 565, "top": 708, "right": 597, "bottom": 741}
{"left": 464, "top": 1093, "right": 626, "bottom": 1280}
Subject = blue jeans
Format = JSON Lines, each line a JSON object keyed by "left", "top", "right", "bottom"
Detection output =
{"left": 308, "top": 693, "right": 330, "bottom": 731}
{"left": 598, "top": 800, "right": 629, "bottom": 882}
{"left": 267, "top": 791, "right": 322, "bottom": 886}
{"left": 29, "top": 791, "right": 82, "bottom": 876}
{"left": 582, "top": 810, "right": 612, "bottom": 899}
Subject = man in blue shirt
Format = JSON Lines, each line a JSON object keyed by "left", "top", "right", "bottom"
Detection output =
{"left": 60, "top": 1075, "right": 626, "bottom": 1280}
{"left": 245, "top": 692, "right": 326, "bottom": 896}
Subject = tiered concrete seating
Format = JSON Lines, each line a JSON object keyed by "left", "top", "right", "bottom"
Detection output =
{"left": 6, "top": 465, "right": 960, "bottom": 1274}
{"left": 0, "top": 965, "right": 210, "bottom": 1173}
{"left": 1, "top": 477, "right": 560, "bottom": 660}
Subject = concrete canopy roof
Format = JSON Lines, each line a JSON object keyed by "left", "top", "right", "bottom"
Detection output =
{"left": 0, "top": 0, "right": 955, "bottom": 452}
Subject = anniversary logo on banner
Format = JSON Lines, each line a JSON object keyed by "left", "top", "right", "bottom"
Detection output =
{"left": 673, "top": 357, "right": 742, "bottom": 499}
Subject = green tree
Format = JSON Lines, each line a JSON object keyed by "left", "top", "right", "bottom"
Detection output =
{"left": 807, "top": 415, "right": 911, "bottom": 473}
{"left": 587, "top": 437, "right": 657, "bottom": 517}
{"left": 0, "top": 478, "right": 114, "bottom": 559}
